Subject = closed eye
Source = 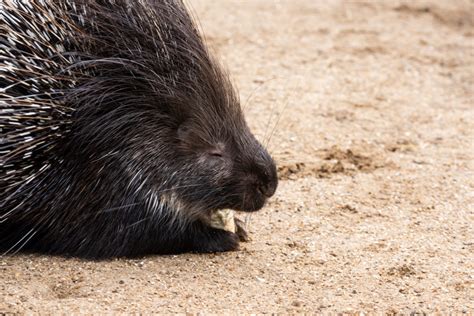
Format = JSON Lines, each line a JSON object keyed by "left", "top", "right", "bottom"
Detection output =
{"left": 208, "top": 142, "right": 226, "bottom": 158}
{"left": 209, "top": 151, "right": 223, "bottom": 158}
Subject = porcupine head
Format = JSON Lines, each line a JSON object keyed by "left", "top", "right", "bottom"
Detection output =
{"left": 0, "top": 1, "right": 278, "bottom": 258}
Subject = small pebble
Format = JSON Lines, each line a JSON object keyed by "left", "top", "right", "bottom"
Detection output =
{"left": 292, "top": 300, "right": 302, "bottom": 307}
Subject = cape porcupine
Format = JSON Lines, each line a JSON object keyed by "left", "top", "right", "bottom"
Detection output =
{"left": 0, "top": 0, "right": 278, "bottom": 258}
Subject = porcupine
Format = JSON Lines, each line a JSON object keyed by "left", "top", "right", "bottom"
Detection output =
{"left": 0, "top": 0, "right": 278, "bottom": 258}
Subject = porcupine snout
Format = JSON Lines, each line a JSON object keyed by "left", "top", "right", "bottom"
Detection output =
{"left": 238, "top": 142, "right": 278, "bottom": 212}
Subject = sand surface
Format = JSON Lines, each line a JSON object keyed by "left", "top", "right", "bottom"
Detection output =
{"left": 1, "top": 0, "right": 473, "bottom": 313}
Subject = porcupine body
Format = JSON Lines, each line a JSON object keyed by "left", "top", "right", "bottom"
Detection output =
{"left": 0, "top": 0, "right": 278, "bottom": 258}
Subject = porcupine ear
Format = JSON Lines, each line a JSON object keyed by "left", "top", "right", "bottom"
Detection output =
{"left": 177, "top": 121, "right": 192, "bottom": 141}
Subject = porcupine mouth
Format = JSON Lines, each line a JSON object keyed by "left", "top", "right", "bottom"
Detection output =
{"left": 205, "top": 189, "right": 269, "bottom": 231}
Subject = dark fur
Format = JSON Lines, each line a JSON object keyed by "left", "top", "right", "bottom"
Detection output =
{"left": 0, "top": 0, "right": 277, "bottom": 258}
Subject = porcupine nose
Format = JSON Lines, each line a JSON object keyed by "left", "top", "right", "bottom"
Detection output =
{"left": 258, "top": 179, "right": 277, "bottom": 198}
{"left": 258, "top": 163, "right": 278, "bottom": 198}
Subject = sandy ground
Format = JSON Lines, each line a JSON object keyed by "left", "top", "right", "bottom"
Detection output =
{"left": 1, "top": 0, "right": 473, "bottom": 313}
